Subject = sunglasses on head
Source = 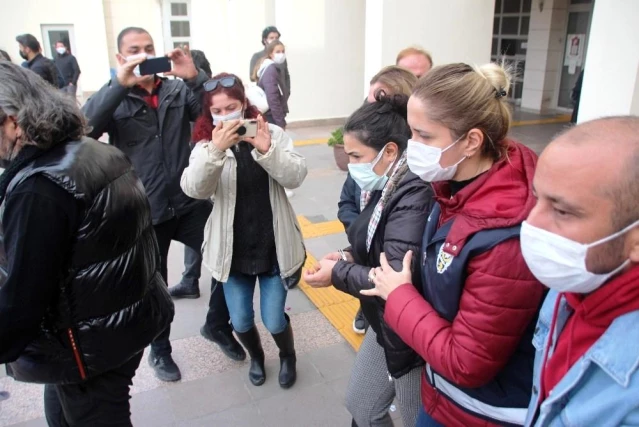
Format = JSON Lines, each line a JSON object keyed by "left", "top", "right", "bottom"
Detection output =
{"left": 204, "top": 77, "right": 237, "bottom": 92}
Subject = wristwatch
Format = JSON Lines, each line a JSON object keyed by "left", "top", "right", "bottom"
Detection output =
{"left": 338, "top": 249, "right": 348, "bottom": 262}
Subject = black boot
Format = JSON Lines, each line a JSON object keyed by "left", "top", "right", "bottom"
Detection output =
{"left": 235, "top": 327, "right": 266, "bottom": 386}
{"left": 168, "top": 281, "right": 200, "bottom": 299}
{"left": 271, "top": 314, "right": 296, "bottom": 389}
{"left": 200, "top": 325, "right": 246, "bottom": 361}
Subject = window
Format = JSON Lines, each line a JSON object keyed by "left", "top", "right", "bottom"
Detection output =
{"left": 162, "top": 0, "right": 191, "bottom": 52}
{"left": 492, "top": 0, "right": 531, "bottom": 103}
{"left": 171, "top": 3, "right": 187, "bottom": 16}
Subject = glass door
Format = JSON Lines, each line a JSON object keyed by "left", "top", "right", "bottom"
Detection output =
{"left": 557, "top": 1, "right": 594, "bottom": 108}
{"left": 41, "top": 24, "right": 76, "bottom": 58}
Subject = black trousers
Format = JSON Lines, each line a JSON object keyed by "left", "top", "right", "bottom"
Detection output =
{"left": 44, "top": 352, "right": 143, "bottom": 427}
{"left": 150, "top": 201, "right": 231, "bottom": 356}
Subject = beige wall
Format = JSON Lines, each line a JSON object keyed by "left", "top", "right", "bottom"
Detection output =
{"left": 274, "top": 0, "right": 366, "bottom": 122}
{"left": 364, "top": 0, "right": 494, "bottom": 93}
{"left": 189, "top": 0, "right": 269, "bottom": 84}
{"left": 0, "top": 0, "right": 111, "bottom": 93}
{"left": 102, "top": 0, "right": 165, "bottom": 69}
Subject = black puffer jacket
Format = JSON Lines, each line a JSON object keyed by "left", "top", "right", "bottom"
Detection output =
{"left": 332, "top": 171, "right": 433, "bottom": 378}
{"left": 83, "top": 71, "right": 209, "bottom": 225}
{"left": 2, "top": 138, "right": 174, "bottom": 384}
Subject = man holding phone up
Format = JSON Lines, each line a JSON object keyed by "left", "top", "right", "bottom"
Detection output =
{"left": 83, "top": 27, "right": 246, "bottom": 382}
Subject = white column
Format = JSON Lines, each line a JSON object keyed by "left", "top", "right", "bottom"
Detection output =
{"left": 578, "top": 0, "right": 639, "bottom": 122}
{"left": 521, "top": 0, "right": 568, "bottom": 112}
{"left": 364, "top": 0, "right": 384, "bottom": 97}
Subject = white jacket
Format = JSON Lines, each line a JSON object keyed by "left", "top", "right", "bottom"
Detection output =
{"left": 180, "top": 124, "right": 307, "bottom": 283}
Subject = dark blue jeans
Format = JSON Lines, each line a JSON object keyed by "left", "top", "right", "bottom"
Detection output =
{"left": 223, "top": 266, "right": 288, "bottom": 334}
{"left": 416, "top": 406, "right": 444, "bottom": 427}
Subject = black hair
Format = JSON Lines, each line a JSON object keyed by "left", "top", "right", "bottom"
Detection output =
{"left": 15, "top": 34, "right": 40, "bottom": 52}
{"left": 190, "top": 49, "right": 212, "bottom": 78}
{"left": 0, "top": 50, "right": 11, "bottom": 62}
{"left": 117, "top": 27, "right": 150, "bottom": 52}
{"left": 343, "top": 92, "right": 411, "bottom": 153}
{"left": 261, "top": 26, "right": 281, "bottom": 45}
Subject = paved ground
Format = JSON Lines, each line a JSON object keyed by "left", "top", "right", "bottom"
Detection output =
{"left": 0, "top": 119, "right": 569, "bottom": 427}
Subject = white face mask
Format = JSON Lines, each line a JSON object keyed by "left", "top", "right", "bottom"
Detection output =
{"left": 273, "top": 53, "right": 286, "bottom": 64}
{"left": 125, "top": 54, "right": 154, "bottom": 77}
{"left": 211, "top": 109, "right": 243, "bottom": 126}
{"left": 407, "top": 135, "right": 466, "bottom": 182}
{"left": 56, "top": 47, "right": 66, "bottom": 55}
{"left": 520, "top": 219, "right": 639, "bottom": 293}
{"left": 347, "top": 145, "right": 394, "bottom": 192}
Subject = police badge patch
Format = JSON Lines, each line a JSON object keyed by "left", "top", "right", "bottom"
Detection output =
{"left": 436, "top": 244, "right": 454, "bottom": 274}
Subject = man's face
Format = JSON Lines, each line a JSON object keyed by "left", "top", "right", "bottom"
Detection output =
{"left": 55, "top": 42, "right": 66, "bottom": 52}
{"left": 265, "top": 32, "right": 279, "bottom": 45}
{"left": 397, "top": 54, "right": 431, "bottom": 78}
{"left": 116, "top": 31, "right": 155, "bottom": 83}
{"left": 0, "top": 115, "right": 22, "bottom": 161}
{"left": 527, "top": 137, "right": 630, "bottom": 273}
{"left": 117, "top": 31, "right": 155, "bottom": 64}
{"left": 18, "top": 43, "right": 29, "bottom": 60}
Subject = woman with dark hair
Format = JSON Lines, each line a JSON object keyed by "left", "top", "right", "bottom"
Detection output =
{"left": 254, "top": 41, "right": 288, "bottom": 129}
{"left": 304, "top": 93, "right": 434, "bottom": 427}
{"left": 0, "top": 50, "right": 11, "bottom": 62}
{"left": 181, "top": 72, "right": 307, "bottom": 389}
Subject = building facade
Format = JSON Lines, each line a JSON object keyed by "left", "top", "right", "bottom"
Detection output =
{"left": 0, "top": 0, "right": 637, "bottom": 124}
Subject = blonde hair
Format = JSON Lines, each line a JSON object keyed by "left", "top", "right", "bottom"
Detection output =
{"left": 370, "top": 66, "right": 418, "bottom": 98}
{"left": 412, "top": 62, "right": 513, "bottom": 160}
{"left": 252, "top": 40, "right": 285, "bottom": 82}
{"left": 396, "top": 46, "right": 433, "bottom": 68}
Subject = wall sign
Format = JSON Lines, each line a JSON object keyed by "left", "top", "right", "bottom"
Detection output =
{"left": 564, "top": 34, "right": 585, "bottom": 74}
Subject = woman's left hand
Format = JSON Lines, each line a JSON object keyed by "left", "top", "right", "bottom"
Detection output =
{"left": 245, "top": 115, "right": 271, "bottom": 154}
{"left": 360, "top": 251, "right": 413, "bottom": 300}
{"left": 303, "top": 259, "right": 337, "bottom": 288}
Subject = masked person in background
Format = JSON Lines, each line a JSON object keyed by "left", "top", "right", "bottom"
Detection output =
{"left": 254, "top": 40, "right": 289, "bottom": 129}
{"left": 15, "top": 34, "right": 58, "bottom": 87}
{"left": 54, "top": 40, "right": 81, "bottom": 97}
{"left": 181, "top": 73, "right": 307, "bottom": 389}
{"left": 83, "top": 27, "right": 245, "bottom": 383}
{"left": 520, "top": 116, "right": 639, "bottom": 427}
{"left": 249, "top": 26, "right": 290, "bottom": 98}
{"left": 362, "top": 63, "right": 545, "bottom": 427}
{"left": 305, "top": 93, "right": 433, "bottom": 427}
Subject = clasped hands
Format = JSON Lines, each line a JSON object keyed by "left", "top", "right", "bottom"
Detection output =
{"left": 303, "top": 250, "right": 414, "bottom": 301}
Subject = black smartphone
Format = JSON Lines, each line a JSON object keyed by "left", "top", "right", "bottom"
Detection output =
{"left": 139, "top": 57, "right": 171, "bottom": 76}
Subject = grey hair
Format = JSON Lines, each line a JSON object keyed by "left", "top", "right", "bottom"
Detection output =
{"left": 0, "top": 62, "right": 87, "bottom": 149}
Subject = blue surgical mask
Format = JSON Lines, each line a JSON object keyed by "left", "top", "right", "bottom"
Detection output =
{"left": 348, "top": 146, "right": 394, "bottom": 191}
{"left": 211, "top": 109, "right": 243, "bottom": 126}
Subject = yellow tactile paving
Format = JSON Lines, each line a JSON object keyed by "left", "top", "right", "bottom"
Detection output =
{"left": 511, "top": 114, "right": 571, "bottom": 127}
{"left": 293, "top": 138, "right": 329, "bottom": 147}
{"left": 299, "top": 253, "right": 364, "bottom": 351}
{"left": 297, "top": 216, "right": 345, "bottom": 239}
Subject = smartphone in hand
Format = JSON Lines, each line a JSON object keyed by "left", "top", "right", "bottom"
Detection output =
{"left": 224, "top": 120, "right": 258, "bottom": 138}
{"left": 139, "top": 57, "right": 172, "bottom": 76}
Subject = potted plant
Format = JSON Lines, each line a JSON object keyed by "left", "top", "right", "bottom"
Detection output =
{"left": 328, "top": 127, "right": 348, "bottom": 171}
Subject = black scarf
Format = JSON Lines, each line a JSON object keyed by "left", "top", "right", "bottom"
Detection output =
{"left": 0, "top": 145, "right": 46, "bottom": 206}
